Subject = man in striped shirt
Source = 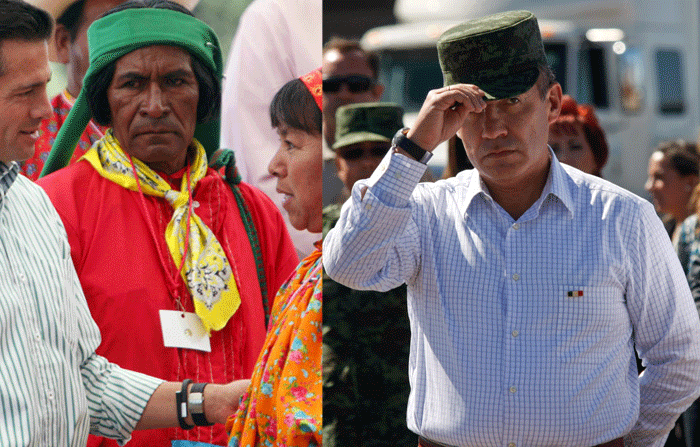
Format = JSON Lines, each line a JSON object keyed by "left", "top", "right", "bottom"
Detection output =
{"left": 0, "top": 1, "right": 247, "bottom": 445}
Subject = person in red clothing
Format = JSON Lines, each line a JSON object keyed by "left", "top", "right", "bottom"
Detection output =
{"left": 37, "top": 1, "right": 298, "bottom": 446}
{"left": 21, "top": 0, "right": 198, "bottom": 180}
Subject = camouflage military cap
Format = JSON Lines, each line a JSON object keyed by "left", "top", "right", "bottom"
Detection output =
{"left": 333, "top": 102, "right": 404, "bottom": 150}
{"left": 437, "top": 10, "right": 548, "bottom": 100}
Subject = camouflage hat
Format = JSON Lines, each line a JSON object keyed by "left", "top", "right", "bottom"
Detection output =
{"left": 437, "top": 10, "right": 548, "bottom": 100}
{"left": 333, "top": 102, "right": 404, "bottom": 150}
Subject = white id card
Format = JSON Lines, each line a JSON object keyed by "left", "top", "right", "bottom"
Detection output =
{"left": 159, "top": 310, "right": 211, "bottom": 352}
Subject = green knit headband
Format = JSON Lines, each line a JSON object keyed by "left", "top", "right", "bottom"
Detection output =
{"left": 40, "top": 7, "right": 223, "bottom": 178}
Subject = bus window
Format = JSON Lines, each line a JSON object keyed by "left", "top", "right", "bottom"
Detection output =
{"left": 577, "top": 43, "right": 609, "bottom": 109}
{"left": 656, "top": 49, "right": 685, "bottom": 114}
{"left": 544, "top": 42, "right": 567, "bottom": 94}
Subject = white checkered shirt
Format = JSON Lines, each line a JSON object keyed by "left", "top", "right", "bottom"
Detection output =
{"left": 323, "top": 149, "right": 700, "bottom": 447}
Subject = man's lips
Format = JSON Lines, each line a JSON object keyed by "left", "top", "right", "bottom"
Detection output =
{"left": 20, "top": 129, "right": 40, "bottom": 139}
{"left": 135, "top": 129, "right": 176, "bottom": 136}
{"left": 484, "top": 148, "right": 516, "bottom": 158}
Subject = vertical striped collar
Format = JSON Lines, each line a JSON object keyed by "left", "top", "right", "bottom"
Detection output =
{"left": 0, "top": 161, "right": 19, "bottom": 202}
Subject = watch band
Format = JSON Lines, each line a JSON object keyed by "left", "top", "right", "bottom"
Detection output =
{"left": 392, "top": 127, "right": 432, "bottom": 164}
{"left": 188, "top": 382, "right": 214, "bottom": 426}
{"left": 176, "top": 379, "right": 194, "bottom": 430}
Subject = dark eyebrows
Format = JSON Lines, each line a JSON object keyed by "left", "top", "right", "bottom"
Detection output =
{"left": 113, "top": 68, "right": 195, "bottom": 84}
{"left": 113, "top": 72, "right": 147, "bottom": 84}
{"left": 12, "top": 73, "right": 51, "bottom": 94}
{"left": 163, "top": 69, "right": 195, "bottom": 79}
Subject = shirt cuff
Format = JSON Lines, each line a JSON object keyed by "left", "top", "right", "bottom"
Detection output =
{"left": 360, "top": 150, "right": 428, "bottom": 208}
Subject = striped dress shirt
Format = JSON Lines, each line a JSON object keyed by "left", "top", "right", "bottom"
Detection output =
{"left": 324, "top": 150, "right": 700, "bottom": 447}
{"left": 0, "top": 162, "right": 163, "bottom": 447}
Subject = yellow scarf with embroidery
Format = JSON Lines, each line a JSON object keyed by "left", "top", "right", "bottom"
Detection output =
{"left": 82, "top": 130, "right": 240, "bottom": 334}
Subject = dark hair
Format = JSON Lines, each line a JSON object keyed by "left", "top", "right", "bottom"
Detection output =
{"left": 84, "top": 0, "right": 220, "bottom": 126}
{"left": 536, "top": 64, "right": 556, "bottom": 100}
{"left": 550, "top": 94, "right": 609, "bottom": 176}
{"left": 323, "top": 37, "right": 380, "bottom": 79}
{"left": 57, "top": 0, "right": 85, "bottom": 42}
{"left": 656, "top": 140, "right": 700, "bottom": 177}
{"left": 270, "top": 78, "right": 321, "bottom": 135}
{"left": 0, "top": 0, "right": 53, "bottom": 75}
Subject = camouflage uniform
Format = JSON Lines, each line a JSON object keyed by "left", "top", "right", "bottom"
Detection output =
{"left": 323, "top": 102, "right": 417, "bottom": 447}
{"left": 322, "top": 204, "right": 416, "bottom": 447}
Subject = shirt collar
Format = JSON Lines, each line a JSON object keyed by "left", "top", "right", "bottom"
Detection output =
{"left": 458, "top": 146, "right": 574, "bottom": 219}
{"left": 0, "top": 161, "right": 19, "bottom": 201}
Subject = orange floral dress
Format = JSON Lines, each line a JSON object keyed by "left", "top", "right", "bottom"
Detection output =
{"left": 226, "top": 243, "right": 322, "bottom": 447}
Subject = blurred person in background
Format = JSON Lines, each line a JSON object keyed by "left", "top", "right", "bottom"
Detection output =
{"left": 548, "top": 94, "right": 608, "bottom": 177}
{"left": 323, "top": 102, "right": 417, "bottom": 447}
{"left": 220, "top": 0, "right": 321, "bottom": 258}
{"left": 645, "top": 140, "right": 700, "bottom": 245}
{"left": 226, "top": 68, "right": 322, "bottom": 447}
{"left": 441, "top": 135, "right": 473, "bottom": 179}
{"left": 322, "top": 37, "right": 384, "bottom": 205}
{"left": 674, "top": 185, "right": 700, "bottom": 447}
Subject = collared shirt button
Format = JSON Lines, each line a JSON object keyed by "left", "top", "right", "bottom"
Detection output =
{"left": 17, "top": 272, "right": 26, "bottom": 282}
{"left": 509, "top": 386, "right": 517, "bottom": 393}
{"left": 47, "top": 389, "right": 54, "bottom": 400}
{"left": 512, "top": 273, "right": 520, "bottom": 281}
{"left": 512, "top": 223, "right": 520, "bottom": 230}
{"left": 395, "top": 172, "right": 402, "bottom": 179}
{"left": 192, "top": 201, "right": 200, "bottom": 208}
{"left": 364, "top": 204, "right": 372, "bottom": 211}
{"left": 512, "top": 330, "right": 519, "bottom": 337}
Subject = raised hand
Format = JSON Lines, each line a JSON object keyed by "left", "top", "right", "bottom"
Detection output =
{"left": 407, "top": 84, "right": 487, "bottom": 152}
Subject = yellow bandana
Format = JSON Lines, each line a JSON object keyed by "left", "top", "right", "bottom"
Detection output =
{"left": 82, "top": 130, "right": 240, "bottom": 334}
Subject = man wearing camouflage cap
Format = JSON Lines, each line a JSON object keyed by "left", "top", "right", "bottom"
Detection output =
{"left": 323, "top": 102, "right": 417, "bottom": 446}
{"left": 332, "top": 102, "right": 402, "bottom": 198}
{"left": 324, "top": 10, "right": 700, "bottom": 447}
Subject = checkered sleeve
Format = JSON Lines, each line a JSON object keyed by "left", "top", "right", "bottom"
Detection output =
{"left": 625, "top": 200, "right": 700, "bottom": 446}
{"left": 323, "top": 151, "right": 427, "bottom": 291}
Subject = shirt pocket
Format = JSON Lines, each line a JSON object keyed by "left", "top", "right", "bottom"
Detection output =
{"left": 554, "top": 285, "right": 629, "bottom": 365}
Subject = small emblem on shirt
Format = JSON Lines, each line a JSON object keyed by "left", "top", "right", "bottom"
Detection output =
{"left": 567, "top": 290, "right": 584, "bottom": 297}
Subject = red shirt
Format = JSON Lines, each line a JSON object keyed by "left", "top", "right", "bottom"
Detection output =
{"left": 21, "top": 91, "right": 108, "bottom": 181}
{"left": 38, "top": 159, "right": 298, "bottom": 446}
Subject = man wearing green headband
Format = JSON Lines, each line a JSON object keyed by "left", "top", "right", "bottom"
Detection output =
{"left": 325, "top": 10, "right": 700, "bottom": 447}
{"left": 36, "top": 1, "right": 298, "bottom": 446}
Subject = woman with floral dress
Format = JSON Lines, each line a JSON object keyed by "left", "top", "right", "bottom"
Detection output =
{"left": 226, "top": 68, "right": 323, "bottom": 447}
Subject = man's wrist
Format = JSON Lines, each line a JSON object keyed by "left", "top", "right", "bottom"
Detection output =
{"left": 392, "top": 128, "right": 433, "bottom": 164}
{"left": 188, "top": 382, "right": 214, "bottom": 426}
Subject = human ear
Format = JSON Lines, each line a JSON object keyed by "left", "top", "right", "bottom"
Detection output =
{"left": 546, "top": 83, "right": 563, "bottom": 125}
{"left": 53, "top": 24, "right": 71, "bottom": 65}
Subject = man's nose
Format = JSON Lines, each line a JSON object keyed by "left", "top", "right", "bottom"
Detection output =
{"left": 30, "top": 88, "right": 52, "bottom": 121}
{"left": 141, "top": 82, "right": 168, "bottom": 117}
{"left": 481, "top": 105, "right": 507, "bottom": 139}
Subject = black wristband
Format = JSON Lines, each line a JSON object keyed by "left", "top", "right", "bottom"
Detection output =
{"left": 188, "top": 382, "right": 214, "bottom": 426}
{"left": 392, "top": 127, "right": 432, "bottom": 164}
{"left": 175, "top": 379, "right": 194, "bottom": 430}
